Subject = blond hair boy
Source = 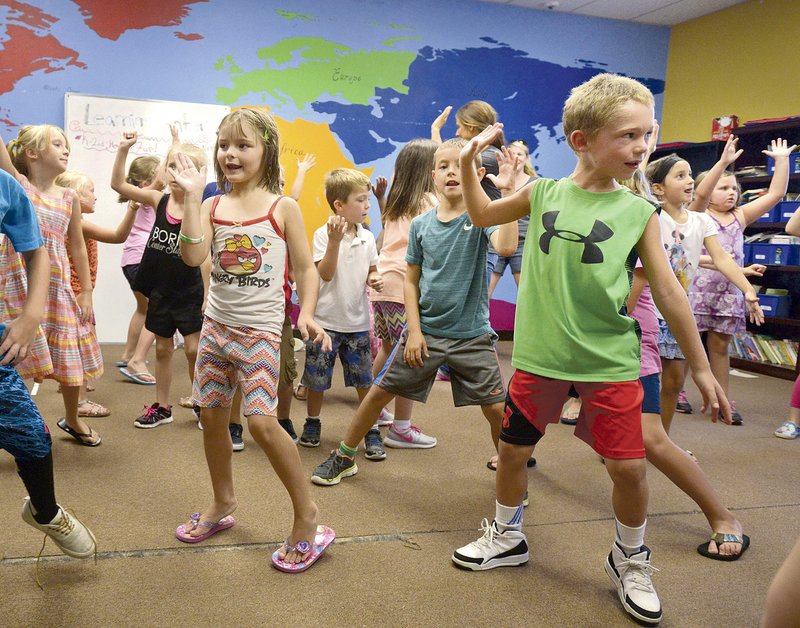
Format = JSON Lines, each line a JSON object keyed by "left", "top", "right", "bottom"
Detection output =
{"left": 451, "top": 74, "right": 728, "bottom": 626}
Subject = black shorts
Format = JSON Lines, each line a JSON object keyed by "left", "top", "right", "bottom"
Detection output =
{"left": 145, "top": 289, "right": 204, "bottom": 338}
{"left": 122, "top": 264, "right": 141, "bottom": 291}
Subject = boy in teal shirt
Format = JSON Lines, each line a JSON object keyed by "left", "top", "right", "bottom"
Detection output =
{"left": 311, "top": 138, "right": 517, "bottom": 485}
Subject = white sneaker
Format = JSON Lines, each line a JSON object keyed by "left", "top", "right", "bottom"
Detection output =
{"left": 377, "top": 408, "right": 394, "bottom": 427}
{"left": 383, "top": 424, "right": 436, "bottom": 449}
{"left": 452, "top": 519, "right": 529, "bottom": 570}
{"left": 604, "top": 542, "right": 662, "bottom": 625}
{"left": 774, "top": 421, "right": 799, "bottom": 439}
{"left": 21, "top": 497, "right": 96, "bottom": 559}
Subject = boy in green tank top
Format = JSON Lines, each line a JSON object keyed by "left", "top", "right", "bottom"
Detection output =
{"left": 451, "top": 74, "right": 730, "bottom": 626}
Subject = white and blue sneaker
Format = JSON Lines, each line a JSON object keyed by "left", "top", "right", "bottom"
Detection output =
{"left": 452, "top": 519, "right": 529, "bottom": 571}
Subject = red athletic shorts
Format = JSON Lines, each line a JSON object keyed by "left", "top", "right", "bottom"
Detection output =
{"left": 501, "top": 370, "right": 645, "bottom": 459}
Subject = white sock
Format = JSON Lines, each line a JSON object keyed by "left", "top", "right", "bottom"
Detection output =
{"left": 306, "top": 415, "right": 320, "bottom": 421}
{"left": 495, "top": 501, "right": 523, "bottom": 532}
{"left": 615, "top": 518, "right": 646, "bottom": 555}
{"left": 393, "top": 419, "right": 411, "bottom": 432}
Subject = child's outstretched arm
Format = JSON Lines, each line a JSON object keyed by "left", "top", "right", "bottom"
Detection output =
{"left": 740, "top": 138, "right": 797, "bottom": 226}
{"left": 65, "top": 193, "right": 94, "bottom": 324}
{"left": 430, "top": 106, "right": 452, "bottom": 144}
{"left": 0, "top": 245, "right": 48, "bottom": 365}
{"left": 288, "top": 153, "right": 316, "bottom": 201}
{"left": 283, "top": 198, "right": 330, "bottom": 350}
{"left": 403, "top": 263, "right": 427, "bottom": 368}
{"left": 688, "top": 135, "right": 743, "bottom": 212}
{"left": 704, "top": 234, "right": 764, "bottom": 324}
{"left": 460, "top": 124, "right": 533, "bottom": 227}
{"left": 110, "top": 132, "right": 163, "bottom": 209}
{"left": 786, "top": 207, "right": 800, "bottom": 237}
{"left": 638, "top": 215, "right": 731, "bottom": 423}
{"left": 82, "top": 202, "right": 139, "bottom": 244}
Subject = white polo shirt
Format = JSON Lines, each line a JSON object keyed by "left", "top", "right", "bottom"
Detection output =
{"left": 312, "top": 222, "right": 379, "bottom": 333}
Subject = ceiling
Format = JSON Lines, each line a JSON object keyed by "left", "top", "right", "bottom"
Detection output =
{"left": 478, "top": 0, "right": 749, "bottom": 26}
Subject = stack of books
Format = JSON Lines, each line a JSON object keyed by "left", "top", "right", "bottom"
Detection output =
{"left": 731, "top": 331, "right": 798, "bottom": 367}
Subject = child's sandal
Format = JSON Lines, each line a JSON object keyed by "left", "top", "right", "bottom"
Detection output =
{"left": 271, "top": 524, "right": 335, "bottom": 573}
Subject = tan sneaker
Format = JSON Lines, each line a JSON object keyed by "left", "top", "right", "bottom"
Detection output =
{"left": 21, "top": 497, "right": 96, "bottom": 559}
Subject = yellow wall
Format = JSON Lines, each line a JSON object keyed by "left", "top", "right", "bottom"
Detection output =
{"left": 661, "top": 0, "right": 800, "bottom": 143}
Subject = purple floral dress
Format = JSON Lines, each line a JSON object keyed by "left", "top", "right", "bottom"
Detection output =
{"left": 688, "top": 212, "right": 745, "bottom": 335}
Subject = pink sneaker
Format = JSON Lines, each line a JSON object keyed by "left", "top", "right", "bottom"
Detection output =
{"left": 377, "top": 408, "right": 394, "bottom": 427}
{"left": 435, "top": 368, "right": 450, "bottom": 382}
{"left": 675, "top": 390, "right": 693, "bottom": 414}
{"left": 384, "top": 424, "right": 437, "bottom": 449}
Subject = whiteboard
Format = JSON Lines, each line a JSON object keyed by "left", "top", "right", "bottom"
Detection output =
{"left": 64, "top": 93, "right": 229, "bottom": 343}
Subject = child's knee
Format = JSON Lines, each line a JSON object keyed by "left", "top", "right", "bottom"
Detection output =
{"left": 155, "top": 338, "right": 173, "bottom": 360}
{"left": 605, "top": 457, "right": 647, "bottom": 485}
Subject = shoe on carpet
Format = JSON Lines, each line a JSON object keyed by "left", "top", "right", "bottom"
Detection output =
{"left": 21, "top": 497, "right": 96, "bottom": 559}
{"left": 377, "top": 408, "right": 394, "bottom": 427}
{"left": 311, "top": 451, "right": 358, "bottom": 486}
{"left": 451, "top": 519, "right": 529, "bottom": 571}
{"left": 604, "top": 541, "right": 662, "bottom": 625}
{"left": 134, "top": 403, "right": 173, "bottom": 429}
{"left": 299, "top": 418, "right": 321, "bottom": 447}
{"left": 384, "top": 424, "right": 436, "bottom": 449}
{"left": 193, "top": 405, "right": 202, "bottom": 430}
{"left": 364, "top": 428, "right": 386, "bottom": 460}
{"left": 675, "top": 390, "right": 693, "bottom": 414}
{"left": 279, "top": 418, "right": 299, "bottom": 443}
{"left": 229, "top": 423, "right": 244, "bottom": 451}
{"left": 730, "top": 400, "right": 743, "bottom": 426}
{"left": 774, "top": 421, "right": 799, "bottom": 439}
{"left": 435, "top": 367, "right": 450, "bottom": 382}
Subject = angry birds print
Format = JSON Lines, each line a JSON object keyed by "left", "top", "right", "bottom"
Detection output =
{"left": 219, "top": 234, "right": 262, "bottom": 276}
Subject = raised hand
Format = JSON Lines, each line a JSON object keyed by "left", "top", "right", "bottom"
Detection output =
{"left": 762, "top": 137, "right": 798, "bottom": 160}
{"left": 462, "top": 123, "right": 505, "bottom": 165}
{"left": 119, "top": 132, "right": 138, "bottom": 150}
{"left": 720, "top": 135, "right": 744, "bottom": 166}
{"left": 297, "top": 153, "right": 317, "bottom": 172}
{"left": 171, "top": 152, "right": 207, "bottom": 196}
{"left": 327, "top": 215, "right": 347, "bottom": 242}
{"left": 431, "top": 106, "right": 452, "bottom": 133}
{"left": 371, "top": 176, "right": 388, "bottom": 201}
{"left": 169, "top": 124, "right": 181, "bottom": 145}
{"left": 486, "top": 145, "right": 518, "bottom": 193}
{"left": 646, "top": 119, "right": 660, "bottom": 159}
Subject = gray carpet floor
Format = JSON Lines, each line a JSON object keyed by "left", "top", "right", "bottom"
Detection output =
{"left": 1, "top": 342, "right": 798, "bottom": 627}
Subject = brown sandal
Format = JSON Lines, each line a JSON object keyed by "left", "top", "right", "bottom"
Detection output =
{"left": 293, "top": 385, "right": 308, "bottom": 401}
{"left": 77, "top": 400, "right": 110, "bottom": 418}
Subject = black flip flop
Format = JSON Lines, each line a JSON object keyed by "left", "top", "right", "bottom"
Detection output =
{"left": 487, "top": 456, "right": 537, "bottom": 471}
{"left": 57, "top": 418, "right": 101, "bottom": 447}
{"left": 697, "top": 533, "right": 750, "bottom": 561}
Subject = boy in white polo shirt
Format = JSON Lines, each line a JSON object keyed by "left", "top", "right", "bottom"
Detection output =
{"left": 299, "top": 169, "right": 385, "bottom": 456}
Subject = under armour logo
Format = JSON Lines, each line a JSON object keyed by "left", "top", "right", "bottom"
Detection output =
{"left": 538, "top": 211, "right": 613, "bottom": 264}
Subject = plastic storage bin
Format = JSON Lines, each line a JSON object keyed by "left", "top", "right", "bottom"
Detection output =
{"left": 751, "top": 243, "right": 799, "bottom": 266}
{"left": 758, "top": 294, "right": 791, "bottom": 317}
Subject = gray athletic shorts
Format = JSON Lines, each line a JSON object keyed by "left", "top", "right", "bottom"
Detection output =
{"left": 374, "top": 330, "right": 505, "bottom": 407}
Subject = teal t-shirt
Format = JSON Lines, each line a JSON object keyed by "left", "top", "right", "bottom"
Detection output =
{"left": 406, "top": 208, "right": 498, "bottom": 339}
{"left": 513, "top": 178, "right": 655, "bottom": 381}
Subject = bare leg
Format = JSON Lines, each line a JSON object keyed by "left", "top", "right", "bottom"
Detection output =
{"left": 230, "top": 388, "right": 242, "bottom": 425}
{"left": 121, "top": 291, "right": 149, "bottom": 363}
{"left": 183, "top": 405, "right": 237, "bottom": 537}
{"left": 480, "top": 402, "right": 504, "bottom": 451}
{"left": 248, "top": 413, "right": 319, "bottom": 563}
{"left": 183, "top": 332, "right": 200, "bottom": 385}
{"left": 495, "top": 440, "right": 534, "bottom": 507}
{"left": 154, "top": 336, "right": 174, "bottom": 407}
{"left": 306, "top": 389, "right": 323, "bottom": 418}
{"left": 660, "top": 358, "right": 686, "bottom": 434}
{"left": 604, "top": 457, "right": 648, "bottom": 527}
{"left": 760, "top": 535, "right": 800, "bottom": 628}
{"left": 511, "top": 272, "right": 521, "bottom": 287}
{"left": 706, "top": 330, "right": 732, "bottom": 397}
{"left": 343, "top": 385, "right": 396, "bottom": 449}
{"left": 125, "top": 326, "right": 156, "bottom": 382}
{"left": 276, "top": 379, "right": 293, "bottom": 420}
{"left": 643, "top": 412, "right": 743, "bottom": 556}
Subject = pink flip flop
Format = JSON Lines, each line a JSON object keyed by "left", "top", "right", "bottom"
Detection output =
{"left": 271, "top": 524, "right": 335, "bottom": 573}
{"left": 175, "top": 512, "right": 235, "bottom": 543}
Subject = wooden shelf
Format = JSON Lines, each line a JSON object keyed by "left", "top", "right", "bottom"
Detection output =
{"left": 730, "top": 357, "right": 796, "bottom": 380}
{"left": 739, "top": 173, "right": 800, "bottom": 185}
{"left": 752, "top": 316, "right": 800, "bottom": 328}
{"left": 733, "top": 119, "right": 800, "bottom": 136}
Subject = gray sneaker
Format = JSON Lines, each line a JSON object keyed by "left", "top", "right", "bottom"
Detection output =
{"left": 21, "top": 497, "right": 96, "bottom": 559}
{"left": 364, "top": 429, "right": 386, "bottom": 461}
{"left": 311, "top": 451, "right": 358, "bottom": 486}
{"left": 229, "top": 423, "right": 244, "bottom": 451}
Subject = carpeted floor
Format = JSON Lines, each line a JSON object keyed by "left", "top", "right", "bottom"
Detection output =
{"left": 1, "top": 341, "right": 797, "bottom": 627}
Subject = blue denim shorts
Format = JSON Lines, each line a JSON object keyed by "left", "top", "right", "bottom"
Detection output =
{"left": 301, "top": 330, "right": 373, "bottom": 391}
